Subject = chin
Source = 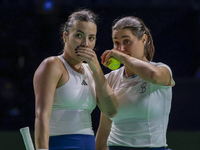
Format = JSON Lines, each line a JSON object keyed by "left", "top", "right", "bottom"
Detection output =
{"left": 126, "top": 53, "right": 131, "bottom": 56}
{"left": 122, "top": 52, "right": 129, "bottom": 55}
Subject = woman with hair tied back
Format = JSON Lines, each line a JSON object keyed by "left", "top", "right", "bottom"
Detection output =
{"left": 33, "top": 9, "right": 118, "bottom": 150}
{"left": 95, "top": 16, "right": 175, "bottom": 150}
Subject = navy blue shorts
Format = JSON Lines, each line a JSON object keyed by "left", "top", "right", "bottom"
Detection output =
{"left": 49, "top": 134, "right": 95, "bottom": 150}
{"left": 108, "top": 146, "right": 171, "bottom": 150}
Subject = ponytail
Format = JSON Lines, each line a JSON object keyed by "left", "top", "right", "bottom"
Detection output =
{"left": 144, "top": 27, "right": 154, "bottom": 61}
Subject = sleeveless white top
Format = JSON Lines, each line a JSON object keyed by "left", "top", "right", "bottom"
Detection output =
{"left": 49, "top": 56, "right": 96, "bottom": 136}
{"left": 105, "top": 62, "right": 175, "bottom": 148}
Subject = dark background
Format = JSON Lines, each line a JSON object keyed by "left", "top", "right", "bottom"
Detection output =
{"left": 0, "top": 0, "right": 200, "bottom": 144}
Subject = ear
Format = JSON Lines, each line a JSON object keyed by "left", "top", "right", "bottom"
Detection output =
{"left": 142, "top": 34, "right": 147, "bottom": 45}
{"left": 63, "top": 31, "right": 68, "bottom": 43}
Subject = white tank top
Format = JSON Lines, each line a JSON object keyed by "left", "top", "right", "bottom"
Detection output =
{"left": 49, "top": 56, "right": 96, "bottom": 136}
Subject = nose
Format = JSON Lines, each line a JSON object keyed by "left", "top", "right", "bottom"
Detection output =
{"left": 118, "top": 44, "right": 125, "bottom": 51}
{"left": 81, "top": 37, "right": 89, "bottom": 47}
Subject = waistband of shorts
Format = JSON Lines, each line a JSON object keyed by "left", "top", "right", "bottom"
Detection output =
{"left": 108, "top": 146, "right": 170, "bottom": 150}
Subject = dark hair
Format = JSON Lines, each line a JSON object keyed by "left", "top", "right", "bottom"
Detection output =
{"left": 112, "top": 16, "right": 155, "bottom": 61}
{"left": 61, "top": 9, "right": 98, "bottom": 35}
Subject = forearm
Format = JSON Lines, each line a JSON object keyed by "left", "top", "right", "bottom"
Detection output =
{"left": 35, "top": 117, "right": 49, "bottom": 149}
{"left": 97, "top": 93, "right": 118, "bottom": 118}
{"left": 93, "top": 67, "right": 114, "bottom": 97}
{"left": 93, "top": 68, "right": 118, "bottom": 118}
{"left": 121, "top": 55, "right": 157, "bottom": 82}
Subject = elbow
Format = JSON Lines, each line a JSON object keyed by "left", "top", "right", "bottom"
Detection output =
{"left": 108, "top": 102, "right": 118, "bottom": 118}
{"left": 105, "top": 108, "right": 118, "bottom": 118}
{"left": 35, "top": 110, "right": 50, "bottom": 125}
{"left": 98, "top": 94, "right": 119, "bottom": 118}
{"left": 108, "top": 99, "right": 119, "bottom": 118}
{"left": 108, "top": 112, "right": 117, "bottom": 118}
{"left": 148, "top": 70, "right": 169, "bottom": 86}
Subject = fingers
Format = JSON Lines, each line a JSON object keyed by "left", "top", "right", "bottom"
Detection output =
{"left": 101, "top": 49, "right": 118, "bottom": 66}
{"left": 76, "top": 47, "right": 96, "bottom": 63}
{"left": 101, "top": 50, "right": 110, "bottom": 66}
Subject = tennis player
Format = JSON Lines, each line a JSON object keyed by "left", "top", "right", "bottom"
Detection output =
{"left": 96, "top": 16, "right": 175, "bottom": 150}
{"left": 33, "top": 9, "right": 118, "bottom": 150}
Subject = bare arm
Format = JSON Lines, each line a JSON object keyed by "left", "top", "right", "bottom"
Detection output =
{"left": 92, "top": 66, "right": 118, "bottom": 118}
{"left": 102, "top": 50, "right": 172, "bottom": 86}
{"left": 77, "top": 47, "right": 118, "bottom": 118}
{"left": 95, "top": 113, "right": 112, "bottom": 150}
{"left": 122, "top": 55, "right": 172, "bottom": 86}
{"left": 34, "top": 57, "right": 62, "bottom": 149}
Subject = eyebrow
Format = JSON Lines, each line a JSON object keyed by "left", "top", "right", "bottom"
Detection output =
{"left": 113, "top": 35, "right": 130, "bottom": 39}
{"left": 76, "top": 30, "right": 96, "bottom": 36}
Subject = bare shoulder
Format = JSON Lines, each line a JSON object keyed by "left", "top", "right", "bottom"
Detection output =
{"left": 34, "top": 56, "right": 63, "bottom": 79}
{"left": 38, "top": 56, "right": 62, "bottom": 70}
{"left": 42, "top": 56, "right": 62, "bottom": 67}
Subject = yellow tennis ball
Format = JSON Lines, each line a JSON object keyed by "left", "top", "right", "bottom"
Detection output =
{"left": 107, "top": 57, "right": 121, "bottom": 70}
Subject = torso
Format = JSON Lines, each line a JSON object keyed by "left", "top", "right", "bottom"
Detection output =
{"left": 49, "top": 55, "right": 97, "bottom": 136}
{"left": 105, "top": 62, "right": 174, "bottom": 147}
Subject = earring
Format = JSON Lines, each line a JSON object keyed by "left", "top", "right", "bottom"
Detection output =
{"left": 63, "top": 31, "right": 68, "bottom": 43}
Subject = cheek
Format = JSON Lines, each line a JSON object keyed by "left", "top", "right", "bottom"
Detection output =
{"left": 89, "top": 41, "right": 96, "bottom": 49}
{"left": 127, "top": 44, "right": 135, "bottom": 52}
{"left": 135, "top": 46, "right": 145, "bottom": 57}
{"left": 68, "top": 37, "right": 81, "bottom": 47}
{"left": 128, "top": 44, "right": 142, "bottom": 56}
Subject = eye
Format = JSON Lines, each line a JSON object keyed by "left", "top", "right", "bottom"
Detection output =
{"left": 75, "top": 33, "right": 82, "bottom": 38}
{"left": 89, "top": 36, "right": 95, "bottom": 41}
{"left": 114, "top": 41, "right": 120, "bottom": 46}
{"left": 124, "top": 40, "right": 130, "bottom": 45}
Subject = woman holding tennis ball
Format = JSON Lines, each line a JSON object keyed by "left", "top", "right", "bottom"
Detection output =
{"left": 96, "top": 16, "right": 175, "bottom": 150}
{"left": 33, "top": 9, "right": 118, "bottom": 150}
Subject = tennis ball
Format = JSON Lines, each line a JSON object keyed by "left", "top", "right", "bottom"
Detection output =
{"left": 107, "top": 57, "right": 121, "bottom": 70}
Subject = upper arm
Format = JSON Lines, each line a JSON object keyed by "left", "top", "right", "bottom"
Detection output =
{"left": 152, "top": 66, "right": 172, "bottom": 86}
{"left": 34, "top": 57, "right": 63, "bottom": 119}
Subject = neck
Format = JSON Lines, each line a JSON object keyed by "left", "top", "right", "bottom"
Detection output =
{"left": 61, "top": 49, "right": 83, "bottom": 73}
{"left": 124, "top": 67, "right": 136, "bottom": 78}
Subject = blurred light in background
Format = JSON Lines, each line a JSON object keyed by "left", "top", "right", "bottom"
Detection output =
{"left": 35, "top": 0, "right": 57, "bottom": 15}
{"left": 43, "top": 0, "right": 54, "bottom": 11}
{"left": 9, "top": 108, "right": 19, "bottom": 116}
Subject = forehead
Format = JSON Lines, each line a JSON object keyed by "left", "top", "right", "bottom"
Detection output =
{"left": 112, "top": 28, "right": 136, "bottom": 39}
{"left": 70, "top": 21, "right": 97, "bottom": 35}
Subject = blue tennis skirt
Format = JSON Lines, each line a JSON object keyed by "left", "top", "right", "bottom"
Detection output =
{"left": 109, "top": 146, "right": 171, "bottom": 150}
{"left": 49, "top": 134, "right": 95, "bottom": 150}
